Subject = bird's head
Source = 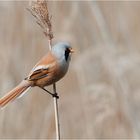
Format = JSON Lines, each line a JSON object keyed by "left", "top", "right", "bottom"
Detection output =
{"left": 52, "top": 42, "right": 74, "bottom": 62}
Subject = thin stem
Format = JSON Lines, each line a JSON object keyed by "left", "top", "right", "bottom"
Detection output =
{"left": 53, "top": 83, "right": 60, "bottom": 140}
{"left": 48, "top": 39, "right": 52, "bottom": 50}
{"left": 28, "top": 1, "right": 60, "bottom": 139}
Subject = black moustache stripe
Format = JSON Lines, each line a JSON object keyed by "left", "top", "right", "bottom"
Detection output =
{"left": 65, "top": 48, "right": 70, "bottom": 62}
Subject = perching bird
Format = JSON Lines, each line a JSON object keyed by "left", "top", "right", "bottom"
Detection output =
{"left": 0, "top": 42, "right": 74, "bottom": 108}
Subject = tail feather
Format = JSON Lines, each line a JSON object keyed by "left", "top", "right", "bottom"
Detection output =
{"left": 0, "top": 80, "right": 31, "bottom": 108}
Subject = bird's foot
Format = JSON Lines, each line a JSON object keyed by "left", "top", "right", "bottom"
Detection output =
{"left": 52, "top": 93, "right": 59, "bottom": 99}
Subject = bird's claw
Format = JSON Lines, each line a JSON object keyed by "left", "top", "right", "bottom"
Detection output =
{"left": 52, "top": 93, "right": 59, "bottom": 99}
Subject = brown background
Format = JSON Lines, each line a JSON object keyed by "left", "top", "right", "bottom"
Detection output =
{"left": 0, "top": 1, "right": 140, "bottom": 139}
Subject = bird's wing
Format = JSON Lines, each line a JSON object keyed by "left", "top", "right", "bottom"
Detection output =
{"left": 26, "top": 63, "right": 55, "bottom": 81}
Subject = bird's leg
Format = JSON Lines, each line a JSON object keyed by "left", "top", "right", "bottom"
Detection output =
{"left": 40, "top": 87, "right": 59, "bottom": 99}
{"left": 40, "top": 87, "right": 53, "bottom": 96}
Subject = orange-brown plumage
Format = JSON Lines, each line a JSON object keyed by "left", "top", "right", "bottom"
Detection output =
{"left": 0, "top": 42, "right": 73, "bottom": 108}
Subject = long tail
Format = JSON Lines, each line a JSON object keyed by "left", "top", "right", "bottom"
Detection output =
{"left": 0, "top": 80, "right": 31, "bottom": 108}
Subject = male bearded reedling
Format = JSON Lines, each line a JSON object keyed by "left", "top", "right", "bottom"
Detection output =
{"left": 0, "top": 42, "right": 74, "bottom": 108}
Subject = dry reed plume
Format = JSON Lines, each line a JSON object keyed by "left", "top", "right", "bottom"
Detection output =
{"left": 27, "top": 0, "right": 53, "bottom": 48}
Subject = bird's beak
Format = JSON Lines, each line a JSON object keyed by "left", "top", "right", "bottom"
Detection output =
{"left": 70, "top": 48, "right": 75, "bottom": 53}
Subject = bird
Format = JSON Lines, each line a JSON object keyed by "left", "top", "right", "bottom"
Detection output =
{"left": 0, "top": 42, "right": 74, "bottom": 108}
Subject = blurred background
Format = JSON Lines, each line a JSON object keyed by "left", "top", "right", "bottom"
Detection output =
{"left": 0, "top": 1, "right": 140, "bottom": 139}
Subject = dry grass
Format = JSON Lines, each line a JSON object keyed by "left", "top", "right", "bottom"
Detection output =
{"left": 0, "top": 1, "right": 140, "bottom": 139}
{"left": 27, "top": 0, "right": 53, "bottom": 42}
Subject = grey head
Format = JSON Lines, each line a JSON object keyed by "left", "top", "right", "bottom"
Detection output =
{"left": 52, "top": 42, "right": 73, "bottom": 62}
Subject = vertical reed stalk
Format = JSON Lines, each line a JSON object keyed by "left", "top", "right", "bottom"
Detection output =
{"left": 53, "top": 83, "right": 60, "bottom": 140}
{"left": 28, "top": 1, "right": 60, "bottom": 139}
